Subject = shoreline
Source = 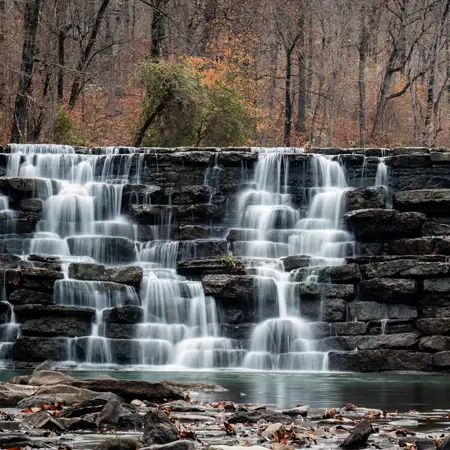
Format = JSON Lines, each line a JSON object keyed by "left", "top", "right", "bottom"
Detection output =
{"left": 1, "top": 367, "right": 450, "bottom": 449}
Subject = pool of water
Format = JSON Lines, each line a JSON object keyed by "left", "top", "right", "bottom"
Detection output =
{"left": 2, "top": 369, "right": 449, "bottom": 412}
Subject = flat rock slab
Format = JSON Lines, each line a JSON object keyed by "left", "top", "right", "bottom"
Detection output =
{"left": 69, "top": 379, "right": 184, "bottom": 403}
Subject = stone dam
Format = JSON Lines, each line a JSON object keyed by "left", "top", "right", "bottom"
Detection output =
{"left": 0, "top": 144, "right": 450, "bottom": 372}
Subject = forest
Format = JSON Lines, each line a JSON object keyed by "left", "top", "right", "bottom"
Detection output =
{"left": 1, "top": 0, "right": 449, "bottom": 148}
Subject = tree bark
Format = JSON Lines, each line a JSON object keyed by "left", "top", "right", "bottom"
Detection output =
{"left": 295, "top": 11, "right": 306, "bottom": 134}
{"left": 284, "top": 47, "right": 293, "bottom": 147}
{"left": 11, "top": 0, "right": 42, "bottom": 143}
{"left": 358, "top": 5, "right": 368, "bottom": 147}
{"left": 0, "top": 0, "right": 6, "bottom": 108}
{"left": 134, "top": 98, "right": 170, "bottom": 146}
{"left": 150, "top": 0, "right": 167, "bottom": 58}
{"left": 68, "top": 0, "right": 111, "bottom": 109}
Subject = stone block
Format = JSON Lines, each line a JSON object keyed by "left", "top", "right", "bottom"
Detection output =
{"left": 419, "top": 336, "right": 450, "bottom": 352}
{"left": 321, "top": 299, "right": 347, "bottom": 322}
{"left": 360, "top": 278, "right": 418, "bottom": 303}
{"left": 394, "top": 189, "right": 450, "bottom": 216}
{"left": 416, "top": 318, "right": 450, "bottom": 335}
{"left": 331, "top": 322, "right": 367, "bottom": 336}
{"left": 360, "top": 260, "right": 450, "bottom": 278}
{"left": 432, "top": 351, "right": 450, "bottom": 368}
{"left": 348, "top": 301, "right": 388, "bottom": 321}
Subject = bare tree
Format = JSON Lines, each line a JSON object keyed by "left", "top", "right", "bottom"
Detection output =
{"left": 11, "top": 0, "right": 43, "bottom": 143}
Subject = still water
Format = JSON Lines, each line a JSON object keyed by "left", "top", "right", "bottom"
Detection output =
{"left": 1, "top": 370, "right": 449, "bottom": 412}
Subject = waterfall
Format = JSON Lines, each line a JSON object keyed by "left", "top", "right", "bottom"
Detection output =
{"left": 0, "top": 144, "right": 367, "bottom": 371}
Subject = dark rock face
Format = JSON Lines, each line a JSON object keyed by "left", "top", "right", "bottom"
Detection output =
{"left": 360, "top": 260, "right": 450, "bottom": 278}
{"left": 0, "top": 253, "right": 21, "bottom": 269}
{"left": 20, "top": 317, "right": 92, "bottom": 338}
{"left": 394, "top": 189, "right": 450, "bottom": 215}
{"left": 9, "top": 289, "right": 53, "bottom": 305}
{"left": 328, "top": 350, "right": 432, "bottom": 372}
{"left": 12, "top": 337, "right": 68, "bottom": 361}
{"left": 202, "top": 274, "right": 254, "bottom": 299}
{"left": 0, "top": 301, "right": 11, "bottom": 324}
{"left": 142, "top": 409, "right": 179, "bottom": 446}
{"left": 13, "top": 305, "right": 95, "bottom": 321}
{"left": 345, "top": 187, "right": 386, "bottom": 211}
{"left": 103, "top": 306, "right": 144, "bottom": 324}
{"left": 20, "top": 198, "right": 43, "bottom": 212}
{"left": 360, "top": 278, "right": 418, "bottom": 303}
{"left": 343, "top": 209, "right": 425, "bottom": 241}
{"left": 69, "top": 263, "right": 143, "bottom": 285}
{"left": 22, "top": 268, "right": 63, "bottom": 291}
{"left": 416, "top": 318, "right": 450, "bottom": 335}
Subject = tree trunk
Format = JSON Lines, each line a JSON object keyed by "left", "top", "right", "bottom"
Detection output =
{"left": 150, "top": 0, "right": 167, "bottom": 58}
{"left": 358, "top": 5, "right": 368, "bottom": 147}
{"left": 134, "top": 98, "right": 170, "bottom": 146}
{"left": 56, "top": 0, "right": 67, "bottom": 103}
{"left": 11, "top": 0, "right": 42, "bottom": 143}
{"left": 284, "top": 48, "right": 293, "bottom": 147}
{"left": 0, "top": 0, "right": 6, "bottom": 107}
{"left": 410, "top": 86, "right": 420, "bottom": 146}
{"left": 68, "top": 0, "right": 111, "bottom": 109}
{"left": 295, "top": 12, "right": 306, "bottom": 134}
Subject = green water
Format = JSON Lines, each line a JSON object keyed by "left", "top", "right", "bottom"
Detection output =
{"left": 2, "top": 369, "right": 449, "bottom": 412}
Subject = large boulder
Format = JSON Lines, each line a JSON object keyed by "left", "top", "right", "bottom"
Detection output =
{"left": 343, "top": 209, "right": 425, "bottom": 242}
{"left": 394, "top": 189, "right": 450, "bottom": 216}
{"left": 28, "top": 370, "right": 73, "bottom": 386}
{"left": 68, "top": 379, "right": 184, "bottom": 403}
{"left": 345, "top": 187, "right": 385, "bottom": 211}
{"left": 68, "top": 263, "right": 143, "bottom": 285}
{"left": 359, "top": 278, "right": 418, "bottom": 303}
{"left": 0, "top": 381, "right": 36, "bottom": 406}
{"left": 142, "top": 409, "right": 179, "bottom": 446}
{"left": 360, "top": 260, "right": 450, "bottom": 278}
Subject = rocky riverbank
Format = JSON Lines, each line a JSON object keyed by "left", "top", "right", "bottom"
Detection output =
{"left": 1, "top": 364, "right": 450, "bottom": 450}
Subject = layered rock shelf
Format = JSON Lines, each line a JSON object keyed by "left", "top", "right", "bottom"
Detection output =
{"left": 1, "top": 144, "right": 450, "bottom": 372}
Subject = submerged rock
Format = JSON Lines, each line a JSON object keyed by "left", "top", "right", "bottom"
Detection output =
{"left": 94, "top": 438, "right": 143, "bottom": 450}
{"left": 28, "top": 370, "right": 73, "bottom": 386}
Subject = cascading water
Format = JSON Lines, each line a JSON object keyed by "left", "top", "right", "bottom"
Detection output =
{"left": 231, "top": 149, "right": 353, "bottom": 370}
{"left": 0, "top": 144, "right": 391, "bottom": 371}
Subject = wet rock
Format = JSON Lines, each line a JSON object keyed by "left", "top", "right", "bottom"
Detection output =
{"left": 423, "top": 221, "right": 450, "bottom": 236}
{"left": 13, "top": 304, "right": 95, "bottom": 321}
{"left": 348, "top": 302, "right": 388, "bottom": 321}
{"left": 0, "top": 301, "right": 11, "bottom": 323}
{"left": 416, "top": 318, "right": 450, "bottom": 335}
{"left": 439, "top": 436, "right": 450, "bottom": 450}
{"left": 8, "top": 289, "right": 53, "bottom": 305}
{"left": 69, "top": 263, "right": 143, "bottom": 285}
{"left": 424, "top": 278, "right": 450, "bottom": 293}
{"left": 316, "top": 264, "right": 360, "bottom": 283}
{"left": 36, "top": 384, "right": 98, "bottom": 404}
{"left": 143, "top": 409, "right": 179, "bottom": 446}
{"left": 20, "top": 316, "right": 92, "bottom": 337}
{"left": 69, "top": 379, "right": 184, "bottom": 403}
{"left": 122, "top": 184, "right": 162, "bottom": 209}
{"left": 20, "top": 198, "right": 43, "bottom": 212}
{"left": 22, "top": 267, "right": 63, "bottom": 290}
{"left": 17, "top": 395, "right": 66, "bottom": 408}
{"left": 105, "top": 323, "right": 136, "bottom": 339}
{"left": 432, "top": 351, "right": 450, "bottom": 368}
{"left": 12, "top": 336, "right": 69, "bottom": 361}
{"left": 142, "top": 441, "right": 194, "bottom": 450}
{"left": 281, "top": 406, "right": 310, "bottom": 417}
{"left": 394, "top": 189, "right": 450, "bottom": 216}
{"left": 34, "top": 359, "right": 53, "bottom": 371}
{"left": 355, "top": 333, "right": 419, "bottom": 350}
{"left": 306, "top": 408, "right": 328, "bottom": 420}
{"left": 340, "top": 420, "right": 374, "bottom": 448}
{"left": 399, "top": 437, "right": 437, "bottom": 450}
{"left": 161, "top": 380, "right": 227, "bottom": 393}
{"left": 177, "top": 258, "right": 245, "bottom": 277}
{"left": 202, "top": 274, "right": 254, "bottom": 299}
{"left": 96, "top": 399, "right": 127, "bottom": 427}
{"left": 103, "top": 305, "right": 144, "bottom": 324}
{"left": 331, "top": 322, "right": 367, "bottom": 336}
{"left": 0, "top": 436, "right": 37, "bottom": 449}
{"left": 299, "top": 283, "right": 355, "bottom": 300}
{"left": 343, "top": 209, "right": 425, "bottom": 242}
{"left": 127, "top": 205, "right": 176, "bottom": 225}
{"left": 321, "top": 299, "right": 347, "bottom": 322}
{"left": 228, "top": 409, "right": 291, "bottom": 424}
{"left": 419, "top": 336, "right": 450, "bottom": 352}
{"left": 0, "top": 253, "right": 21, "bottom": 269}
{"left": 360, "top": 278, "right": 418, "bottom": 303}
{"left": 360, "top": 260, "right": 450, "bottom": 279}
{"left": 280, "top": 256, "right": 311, "bottom": 271}
{"left": 227, "top": 228, "right": 259, "bottom": 242}
{"left": 21, "top": 410, "right": 66, "bottom": 431}
{"left": 178, "top": 239, "right": 228, "bottom": 260}
{"left": 345, "top": 187, "right": 386, "bottom": 211}
{"left": 386, "top": 153, "right": 431, "bottom": 167}
{"left": 8, "top": 375, "right": 30, "bottom": 385}
{"left": 67, "top": 237, "right": 136, "bottom": 264}
{"left": 168, "top": 185, "right": 212, "bottom": 205}
{"left": 174, "top": 225, "right": 210, "bottom": 240}
{"left": 328, "top": 349, "right": 432, "bottom": 372}
{"left": 0, "top": 382, "right": 36, "bottom": 406}
{"left": 388, "top": 237, "right": 443, "bottom": 255}
{"left": 316, "top": 336, "right": 356, "bottom": 351}
{"left": 94, "top": 438, "right": 143, "bottom": 450}
{"left": 387, "top": 304, "right": 417, "bottom": 319}
{"left": 28, "top": 370, "right": 73, "bottom": 386}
